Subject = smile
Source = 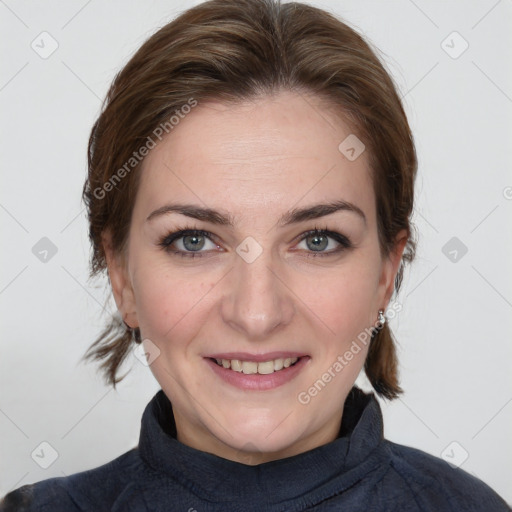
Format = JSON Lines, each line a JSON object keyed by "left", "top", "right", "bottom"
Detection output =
{"left": 213, "top": 357, "right": 300, "bottom": 374}
{"left": 205, "top": 354, "right": 309, "bottom": 391}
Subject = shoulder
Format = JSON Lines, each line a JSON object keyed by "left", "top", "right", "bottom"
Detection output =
{"left": 382, "top": 440, "right": 511, "bottom": 511}
{"left": 0, "top": 448, "right": 147, "bottom": 512}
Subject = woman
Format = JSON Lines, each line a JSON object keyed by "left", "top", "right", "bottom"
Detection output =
{"left": 1, "top": 0, "right": 509, "bottom": 510}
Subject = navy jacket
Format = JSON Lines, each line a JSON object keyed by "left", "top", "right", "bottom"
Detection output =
{"left": 1, "top": 386, "right": 510, "bottom": 511}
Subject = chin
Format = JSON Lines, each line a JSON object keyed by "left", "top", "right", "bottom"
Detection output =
{"left": 214, "top": 409, "right": 305, "bottom": 455}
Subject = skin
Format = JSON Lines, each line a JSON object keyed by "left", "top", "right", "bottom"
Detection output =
{"left": 103, "top": 90, "right": 407, "bottom": 465}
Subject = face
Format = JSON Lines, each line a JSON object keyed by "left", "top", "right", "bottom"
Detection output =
{"left": 105, "top": 90, "right": 405, "bottom": 464}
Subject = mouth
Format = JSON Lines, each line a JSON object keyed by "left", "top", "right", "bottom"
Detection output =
{"left": 210, "top": 356, "right": 302, "bottom": 375}
{"left": 204, "top": 353, "right": 310, "bottom": 391}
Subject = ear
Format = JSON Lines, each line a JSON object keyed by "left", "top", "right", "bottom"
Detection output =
{"left": 377, "top": 229, "right": 408, "bottom": 309}
{"left": 101, "top": 228, "right": 139, "bottom": 329}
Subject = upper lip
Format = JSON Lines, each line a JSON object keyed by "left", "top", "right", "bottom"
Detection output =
{"left": 205, "top": 352, "right": 308, "bottom": 362}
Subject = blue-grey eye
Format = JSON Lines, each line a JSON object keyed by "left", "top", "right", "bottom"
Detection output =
{"left": 181, "top": 233, "right": 206, "bottom": 251}
{"left": 305, "top": 233, "right": 329, "bottom": 252}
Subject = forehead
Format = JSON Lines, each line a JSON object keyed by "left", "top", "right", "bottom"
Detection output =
{"left": 135, "top": 91, "right": 375, "bottom": 225}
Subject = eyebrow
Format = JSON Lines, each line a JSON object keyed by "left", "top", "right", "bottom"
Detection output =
{"left": 146, "top": 199, "right": 366, "bottom": 226}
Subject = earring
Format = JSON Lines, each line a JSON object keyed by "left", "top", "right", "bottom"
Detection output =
{"left": 123, "top": 320, "right": 142, "bottom": 343}
{"left": 377, "top": 309, "right": 386, "bottom": 327}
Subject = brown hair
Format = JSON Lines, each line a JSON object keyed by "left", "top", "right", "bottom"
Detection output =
{"left": 82, "top": 0, "right": 417, "bottom": 400}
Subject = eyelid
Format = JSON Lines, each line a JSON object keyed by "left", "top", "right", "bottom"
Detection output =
{"left": 158, "top": 228, "right": 220, "bottom": 254}
{"left": 293, "top": 228, "right": 351, "bottom": 246}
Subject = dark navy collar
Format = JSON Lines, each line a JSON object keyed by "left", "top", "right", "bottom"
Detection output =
{"left": 138, "top": 385, "right": 384, "bottom": 502}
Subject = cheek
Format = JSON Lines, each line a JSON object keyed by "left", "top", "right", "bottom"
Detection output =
{"left": 132, "top": 264, "right": 213, "bottom": 344}
{"left": 294, "top": 259, "right": 381, "bottom": 338}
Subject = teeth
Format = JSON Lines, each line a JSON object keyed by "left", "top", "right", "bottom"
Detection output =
{"left": 257, "top": 361, "right": 275, "bottom": 375}
{"left": 242, "top": 361, "right": 258, "bottom": 374}
{"left": 214, "top": 357, "right": 299, "bottom": 374}
{"left": 231, "top": 359, "right": 243, "bottom": 372}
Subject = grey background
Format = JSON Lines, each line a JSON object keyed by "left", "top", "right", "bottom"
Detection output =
{"left": 1, "top": 0, "right": 511, "bottom": 503}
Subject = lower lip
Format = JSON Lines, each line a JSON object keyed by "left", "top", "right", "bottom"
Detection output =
{"left": 205, "top": 357, "right": 310, "bottom": 391}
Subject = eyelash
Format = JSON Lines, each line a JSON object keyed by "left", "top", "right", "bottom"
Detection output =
{"left": 157, "top": 225, "right": 353, "bottom": 259}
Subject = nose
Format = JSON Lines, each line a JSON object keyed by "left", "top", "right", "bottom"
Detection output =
{"left": 220, "top": 248, "right": 295, "bottom": 340}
